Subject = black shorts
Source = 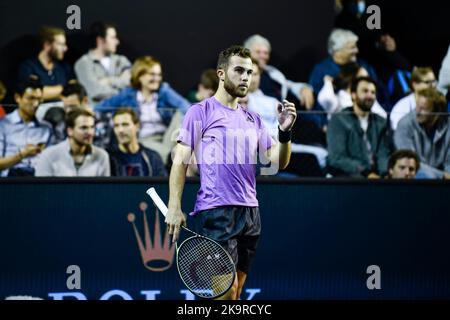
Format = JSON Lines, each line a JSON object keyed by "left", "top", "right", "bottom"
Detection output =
{"left": 195, "top": 206, "right": 261, "bottom": 274}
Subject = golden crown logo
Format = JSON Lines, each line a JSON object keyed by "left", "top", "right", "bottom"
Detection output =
{"left": 127, "top": 202, "right": 175, "bottom": 272}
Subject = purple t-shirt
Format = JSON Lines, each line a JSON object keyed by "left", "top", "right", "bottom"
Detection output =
{"left": 177, "top": 97, "right": 274, "bottom": 214}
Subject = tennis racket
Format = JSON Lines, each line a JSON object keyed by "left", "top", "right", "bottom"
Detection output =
{"left": 146, "top": 187, "right": 236, "bottom": 299}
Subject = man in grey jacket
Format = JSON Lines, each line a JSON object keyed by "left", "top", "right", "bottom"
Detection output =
{"left": 75, "top": 21, "right": 131, "bottom": 104}
{"left": 394, "top": 88, "right": 450, "bottom": 179}
{"left": 327, "top": 77, "right": 391, "bottom": 178}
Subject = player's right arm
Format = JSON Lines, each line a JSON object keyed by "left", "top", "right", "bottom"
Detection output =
{"left": 167, "top": 143, "right": 192, "bottom": 242}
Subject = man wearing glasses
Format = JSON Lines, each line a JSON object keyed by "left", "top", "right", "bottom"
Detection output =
{"left": 390, "top": 67, "right": 438, "bottom": 130}
{"left": 0, "top": 78, "right": 52, "bottom": 177}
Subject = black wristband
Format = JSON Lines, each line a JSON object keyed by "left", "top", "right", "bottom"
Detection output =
{"left": 278, "top": 127, "right": 292, "bottom": 143}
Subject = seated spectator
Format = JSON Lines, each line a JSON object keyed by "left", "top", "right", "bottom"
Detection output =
{"left": 318, "top": 62, "right": 387, "bottom": 119}
{"left": 0, "top": 81, "right": 6, "bottom": 118}
{"left": 36, "top": 81, "right": 90, "bottom": 144}
{"left": 239, "top": 60, "right": 279, "bottom": 137}
{"left": 387, "top": 149, "right": 419, "bottom": 179}
{"left": 17, "top": 26, "right": 74, "bottom": 103}
{"left": 394, "top": 88, "right": 450, "bottom": 179}
{"left": 390, "top": 67, "right": 437, "bottom": 130}
{"left": 35, "top": 108, "right": 109, "bottom": 176}
{"left": 95, "top": 56, "right": 190, "bottom": 162}
{"left": 0, "top": 78, "right": 52, "bottom": 176}
{"left": 240, "top": 60, "right": 328, "bottom": 175}
{"left": 334, "top": 0, "right": 411, "bottom": 88}
{"left": 244, "top": 34, "right": 315, "bottom": 109}
{"left": 309, "top": 29, "right": 379, "bottom": 97}
{"left": 327, "top": 77, "right": 391, "bottom": 178}
{"left": 108, "top": 108, "right": 167, "bottom": 177}
{"left": 75, "top": 21, "right": 131, "bottom": 104}
{"left": 186, "top": 69, "right": 219, "bottom": 103}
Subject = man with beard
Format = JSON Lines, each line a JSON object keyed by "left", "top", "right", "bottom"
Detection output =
{"left": 35, "top": 107, "right": 110, "bottom": 176}
{"left": 394, "top": 88, "right": 450, "bottom": 179}
{"left": 75, "top": 21, "right": 131, "bottom": 105}
{"left": 108, "top": 108, "right": 166, "bottom": 177}
{"left": 165, "top": 45, "right": 297, "bottom": 300}
{"left": 327, "top": 76, "right": 391, "bottom": 178}
{"left": 18, "top": 27, "right": 74, "bottom": 102}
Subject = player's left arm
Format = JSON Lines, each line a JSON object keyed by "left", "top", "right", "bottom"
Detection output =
{"left": 265, "top": 100, "right": 297, "bottom": 170}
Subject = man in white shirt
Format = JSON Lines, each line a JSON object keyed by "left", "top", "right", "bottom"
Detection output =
{"left": 390, "top": 67, "right": 437, "bottom": 130}
{"left": 75, "top": 21, "right": 131, "bottom": 104}
{"left": 35, "top": 108, "right": 110, "bottom": 176}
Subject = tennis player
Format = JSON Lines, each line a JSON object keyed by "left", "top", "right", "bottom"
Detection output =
{"left": 166, "top": 45, "right": 296, "bottom": 300}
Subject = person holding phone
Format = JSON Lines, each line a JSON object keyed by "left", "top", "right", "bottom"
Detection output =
{"left": 0, "top": 78, "right": 52, "bottom": 177}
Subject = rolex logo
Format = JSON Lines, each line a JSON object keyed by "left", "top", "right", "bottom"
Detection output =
{"left": 127, "top": 202, "right": 175, "bottom": 272}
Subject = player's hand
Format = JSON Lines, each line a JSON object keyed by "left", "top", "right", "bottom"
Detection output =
{"left": 166, "top": 206, "right": 187, "bottom": 243}
{"left": 277, "top": 100, "right": 297, "bottom": 132}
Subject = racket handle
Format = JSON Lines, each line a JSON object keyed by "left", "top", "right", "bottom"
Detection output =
{"left": 146, "top": 187, "right": 168, "bottom": 217}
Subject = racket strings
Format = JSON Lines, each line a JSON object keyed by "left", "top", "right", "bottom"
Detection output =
{"left": 177, "top": 237, "right": 235, "bottom": 298}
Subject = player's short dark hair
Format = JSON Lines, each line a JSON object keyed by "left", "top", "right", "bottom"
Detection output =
{"left": 62, "top": 81, "right": 87, "bottom": 101}
{"left": 15, "top": 76, "right": 43, "bottom": 96}
{"left": 388, "top": 149, "right": 420, "bottom": 171}
{"left": 113, "top": 107, "right": 139, "bottom": 124}
{"left": 65, "top": 107, "right": 95, "bottom": 128}
{"left": 350, "top": 76, "right": 377, "bottom": 93}
{"left": 89, "top": 21, "right": 116, "bottom": 49}
{"left": 217, "top": 45, "right": 252, "bottom": 70}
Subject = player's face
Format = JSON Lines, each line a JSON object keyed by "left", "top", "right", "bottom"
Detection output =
{"left": 389, "top": 158, "right": 417, "bottom": 179}
{"left": 68, "top": 115, "right": 95, "bottom": 146}
{"left": 49, "top": 34, "right": 67, "bottom": 61}
{"left": 223, "top": 56, "right": 253, "bottom": 98}
{"left": 352, "top": 81, "right": 376, "bottom": 112}
{"left": 139, "top": 64, "right": 162, "bottom": 93}
{"left": 16, "top": 88, "right": 43, "bottom": 119}
{"left": 113, "top": 113, "right": 138, "bottom": 145}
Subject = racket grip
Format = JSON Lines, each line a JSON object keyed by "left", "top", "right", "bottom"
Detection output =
{"left": 146, "top": 187, "right": 168, "bottom": 217}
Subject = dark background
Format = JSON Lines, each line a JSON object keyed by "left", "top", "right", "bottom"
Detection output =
{"left": 0, "top": 0, "right": 449, "bottom": 101}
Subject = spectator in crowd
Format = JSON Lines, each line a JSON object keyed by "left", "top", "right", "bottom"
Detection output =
{"left": 95, "top": 56, "right": 190, "bottom": 162}
{"left": 390, "top": 67, "right": 437, "bottom": 130}
{"left": 318, "top": 62, "right": 387, "bottom": 119}
{"left": 0, "top": 81, "right": 6, "bottom": 118}
{"left": 394, "top": 88, "right": 450, "bottom": 179}
{"left": 438, "top": 43, "right": 450, "bottom": 102}
{"left": 239, "top": 60, "right": 279, "bottom": 137}
{"left": 243, "top": 34, "right": 315, "bottom": 110}
{"left": 18, "top": 26, "right": 74, "bottom": 103}
{"left": 334, "top": 0, "right": 411, "bottom": 87}
{"left": 108, "top": 108, "right": 166, "bottom": 177}
{"left": 35, "top": 108, "right": 110, "bottom": 176}
{"left": 36, "top": 81, "right": 90, "bottom": 144}
{"left": 309, "top": 29, "right": 378, "bottom": 96}
{"left": 75, "top": 21, "right": 131, "bottom": 104}
{"left": 327, "top": 77, "right": 391, "bottom": 178}
{"left": 186, "top": 69, "right": 219, "bottom": 103}
{"left": 387, "top": 149, "right": 419, "bottom": 179}
{"left": 0, "top": 78, "right": 52, "bottom": 176}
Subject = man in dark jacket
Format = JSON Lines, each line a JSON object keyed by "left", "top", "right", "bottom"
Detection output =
{"left": 108, "top": 108, "right": 166, "bottom": 177}
{"left": 327, "top": 77, "right": 391, "bottom": 178}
